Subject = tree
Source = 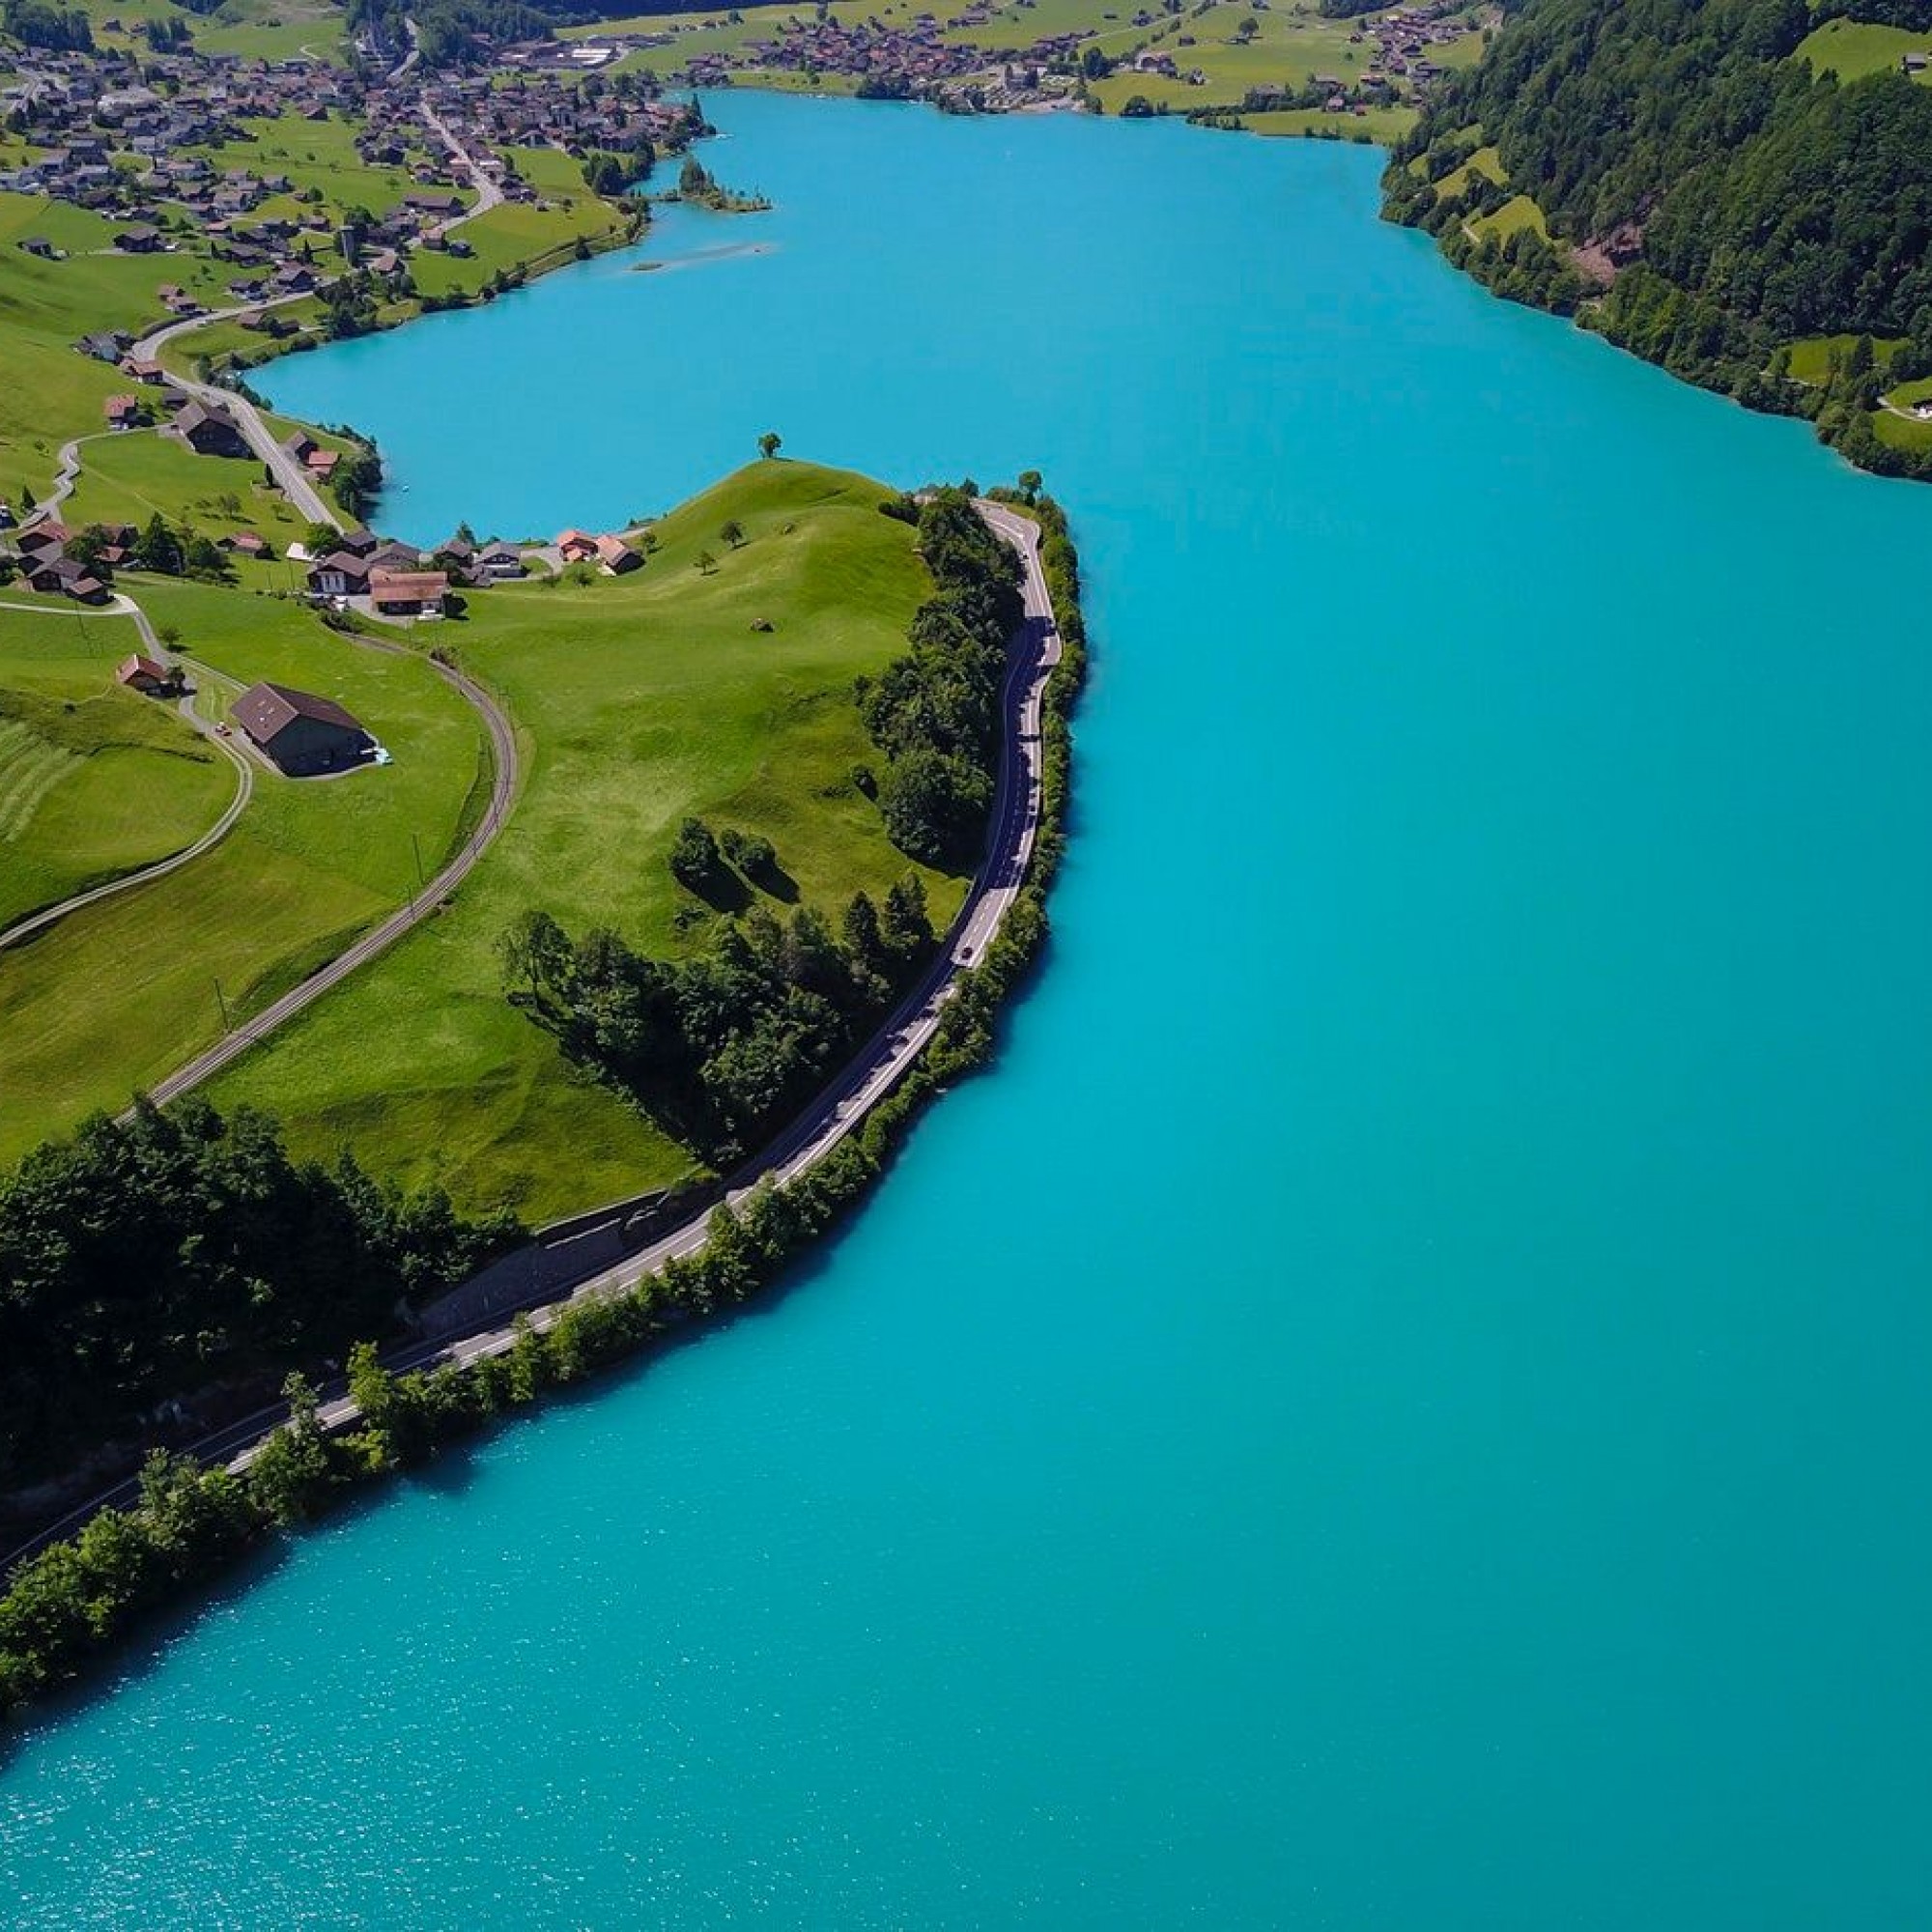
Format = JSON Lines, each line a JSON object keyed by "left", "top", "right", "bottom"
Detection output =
{"left": 1016, "top": 469, "right": 1043, "bottom": 504}
{"left": 719, "top": 826, "right": 776, "bottom": 877}
{"left": 883, "top": 871, "right": 932, "bottom": 954}
{"left": 668, "top": 815, "right": 722, "bottom": 889}
{"left": 720, "top": 518, "right": 746, "bottom": 548}
{"left": 131, "top": 512, "right": 184, "bottom": 576}
{"left": 696, "top": 548, "right": 718, "bottom": 575}
{"left": 245, "top": 1374, "right": 341, "bottom": 1525}
{"left": 497, "top": 907, "right": 572, "bottom": 1006}
{"left": 758, "top": 431, "right": 782, "bottom": 460}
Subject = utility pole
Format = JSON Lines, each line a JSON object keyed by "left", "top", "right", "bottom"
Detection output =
{"left": 213, "top": 977, "right": 231, "bottom": 1032}
{"left": 411, "top": 831, "right": 427, "bottom": 896}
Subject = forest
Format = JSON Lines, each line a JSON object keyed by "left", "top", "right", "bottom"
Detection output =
{"left": 0, "top": 1102, "right": 519, "bottom": 1492}
{"left": 1384, "top": 0, "right": 1932, "bottom": 476}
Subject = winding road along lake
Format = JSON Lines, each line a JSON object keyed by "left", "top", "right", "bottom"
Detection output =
{"left": 9, "top": 95, "right": 1932, "bottom": 1926}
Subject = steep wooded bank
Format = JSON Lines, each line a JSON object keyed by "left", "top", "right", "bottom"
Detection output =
{"left": 1382, "top": 0, "right": 1932, "bottom": 478}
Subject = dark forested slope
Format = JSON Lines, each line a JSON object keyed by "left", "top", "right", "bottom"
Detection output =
{"left": 1382, "top": 0, "right": 1932, "bottom": 478}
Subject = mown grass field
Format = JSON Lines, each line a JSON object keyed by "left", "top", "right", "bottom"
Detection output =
{"left": 1236, "top": 104, "right": 1414, "bottom": 141}
{"left": 207, "top": 461, "right": 968, "bottom": 1222}
{"left": 61, "top": 428, "right": 282, "bottom": 541}
{"left": 0, "top": 607, "right": 233, "bottom": 930}
{"left": 1794, "top": 16, "right": 1932, "bottom": 84}
{"left": 1782, "top": 332, "right": 1907, "bottom": 384}
{"left": 38, "top": 0, "right": 342, "bottom": 57}
{"left": 1469, "top": 192, "right": 1548, "bottom": 242}
{"left": 0, "top": 584, "right": 487, "bottom": 1165}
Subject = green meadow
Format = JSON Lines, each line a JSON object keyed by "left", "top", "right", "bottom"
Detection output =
{"left": 0, "top": 584, "right": 487, "bottom": 1164}
{"left": 0, "top": 607, "right": 233, "bottom": 931}
{"left": 1794, "top": 16, "right": 1932, "bottom": 84}
{"left": 208, "top": 461, "right": 968, "bottom": 1222}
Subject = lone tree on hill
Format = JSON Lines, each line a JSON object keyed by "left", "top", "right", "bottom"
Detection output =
{"left": 721, "top": 519, "right": 745, "bottom": 548}
{"left": 758, "top": 431, "right": 781, "bottom": 460}
{"left": 696, "top": 549, "right": 718, "bottom": 575}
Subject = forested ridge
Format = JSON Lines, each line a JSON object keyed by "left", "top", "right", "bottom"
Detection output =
{"left": 1382, "top": 0, "right": 1932, "bottom": 478}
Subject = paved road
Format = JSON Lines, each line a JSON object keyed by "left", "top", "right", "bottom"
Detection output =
{"left": 419, "top": 98, "right": 503, "bottom": 234}
{"left": 27, "top": 427, "right": 114, "bottom": 523}
{"left": 1, "top": 504, "right": 1063, "bottom": 1567}
{"left": 0, "top": 595, "right": 254, "bottom": 952}
{"left": 132, "top": 303, "right": 344, "bottom": 531}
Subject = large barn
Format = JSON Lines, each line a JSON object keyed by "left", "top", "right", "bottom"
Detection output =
{"left": 232, "top": 682, "right": 373, "bottom": 777}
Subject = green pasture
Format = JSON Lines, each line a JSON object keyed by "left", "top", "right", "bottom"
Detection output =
{"left": 207, "top": 461, "right": 971, "bottom": 1221}
{"left": 1782, "top": 332, "right": 1907, "bottom": 384}
{"left": 0, "top": 584, "right": 487, "bottom": 1164}
{"left": 0, "top": 606, "right": 233, "bottom": 931}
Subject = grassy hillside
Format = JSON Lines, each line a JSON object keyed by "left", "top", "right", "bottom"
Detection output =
{"left": 0, "top": 192, "right": 243, "bottom": 500}
{"left": 0, "top": 609, "right": 234, "bottom": 930}
{"left": 0, "top": 585, "right": 488, "bottom": 1164}
{"left": 207, "top": 460, "right": 965, "bottom": 1221}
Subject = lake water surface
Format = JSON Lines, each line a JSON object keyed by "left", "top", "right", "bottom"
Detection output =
{"left": 7, "top": 95, "right": 1932, "bottom": 1927}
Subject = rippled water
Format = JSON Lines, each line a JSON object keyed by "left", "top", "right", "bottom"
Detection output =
{"left": 6, "top": 95, "right": 1931, "bottom": 1927}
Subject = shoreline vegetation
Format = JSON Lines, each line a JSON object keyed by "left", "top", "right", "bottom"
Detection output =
{"left": 0, "top": 489, "right": 1087, "bottom": 1729}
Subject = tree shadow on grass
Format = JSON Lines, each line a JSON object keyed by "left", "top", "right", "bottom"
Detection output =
{"left": 744, "top": 859, "right": 799, "bottom": 904}
{"left": 686, "top": 866, "right": 752, "bottom": 916}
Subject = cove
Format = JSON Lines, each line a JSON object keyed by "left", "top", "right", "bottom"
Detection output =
{"left": 7, "top": 93, "right": 1932, "bottom": 1928}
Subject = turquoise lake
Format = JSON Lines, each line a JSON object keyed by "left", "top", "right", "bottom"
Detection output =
{"left": 7, "top": 93, "right": 1932, "bottom": 1925}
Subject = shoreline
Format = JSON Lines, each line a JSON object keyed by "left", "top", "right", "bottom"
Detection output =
{"left": 0, "top": 491, "right": 1090, "bottom": 1726}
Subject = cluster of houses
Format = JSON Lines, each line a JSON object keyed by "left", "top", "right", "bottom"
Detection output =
{"left": 6, "top": 510, "right": 280, "bottom": 604}
{"left": 732, "top": 15, "right": 982, "bottom": 91}
{"left": 2, "top": 34, "right": 703, "bottom": 251}
{"left": 1345, "top": 2, "right": 1477, "bottom": 88}
{"left": 555, "top": 528, "right": 641, "bottom": 575}
{"left": 0, "top": 49, "right": 355, "bottom": 213}
{"left": 10, "top": 525, "right": 110, "bottom": 604}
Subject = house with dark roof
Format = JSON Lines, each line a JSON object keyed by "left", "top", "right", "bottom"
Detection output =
{"left": 24, "top": 555, "right": 108, "bottom": 603}
{"left": 306, "top": 550, "right": 370, "bottom": 598}
{"left": 232, "top": 681, "right": 373, "bottom": 776}
{"left": 172, "top": 398, "right": 248, "bottom": 457}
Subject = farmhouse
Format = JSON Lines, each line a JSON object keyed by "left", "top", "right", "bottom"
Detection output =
{"left": 232, "top": 681, "right": 373, "bottom": 776}
{"left": 172, "top": 399, "right": 248, "bottom": 457}
{"left": 306, "top": 550, "right": 370, "bottom": 597}
{"left": 555, "top": 527, "right": 599, "bottom": 564}
{"left": 368, "top": 569, "right": 449, "bottom": 616}
{"left": 594, "top": 533, "right": 640, "bottom": 575}
{"left": 116, "top": 652, "right": 177, "bottom": 695}
{"left": 24, "top": 555, "right": 108, "bottom": 603}
{"left": 104, "top": 394, "right": 140, "bottom": 430}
